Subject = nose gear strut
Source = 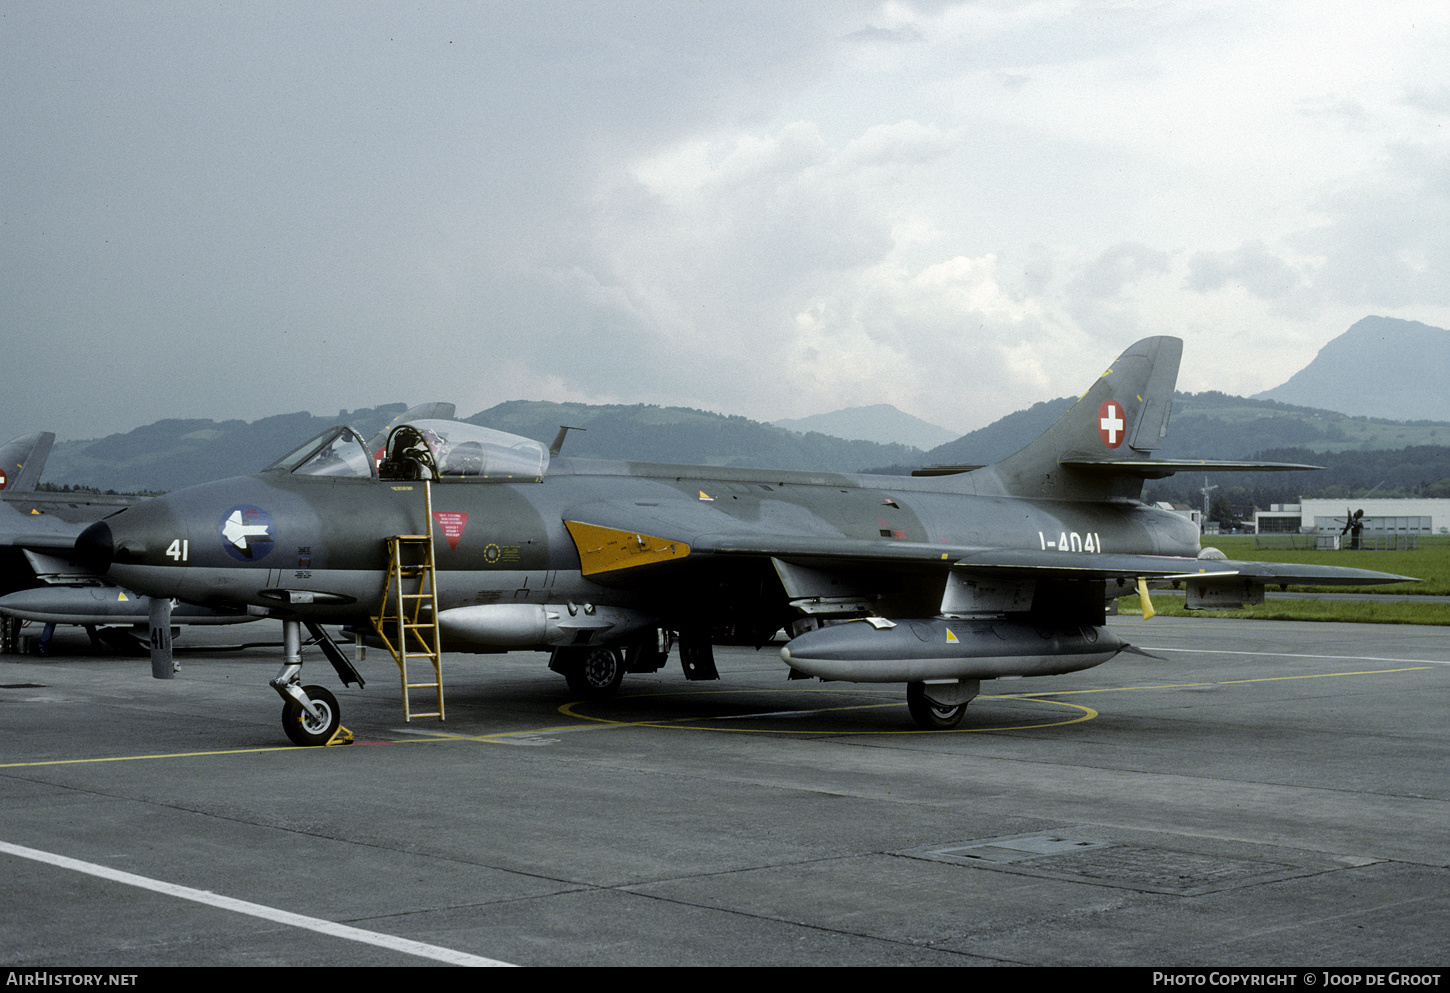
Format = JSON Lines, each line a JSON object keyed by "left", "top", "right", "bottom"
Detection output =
{"left": 269, "top": 618, "right": 356, "bottom": 746}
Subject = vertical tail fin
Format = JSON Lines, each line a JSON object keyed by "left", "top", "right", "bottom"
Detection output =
{"left": 976, "top": 337, "right": 1181, "bottom": 500}
{"left": 0, "top": 432, "right": 56, "bottom": 494}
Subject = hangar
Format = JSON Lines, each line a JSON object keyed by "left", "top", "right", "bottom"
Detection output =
{"left": 1253, "top": 497, "right": 1450, "bottom": 541}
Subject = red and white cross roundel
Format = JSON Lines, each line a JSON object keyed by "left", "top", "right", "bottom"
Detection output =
{"left": 1097, "top": 399, "right": 1126, "bottom": 448}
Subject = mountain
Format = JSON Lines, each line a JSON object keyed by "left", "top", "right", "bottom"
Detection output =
{"left": 30, "top": 315, "right": 1450, "bottom": 495}
{"left": 36, "top": 402, "right": 924, "bottom": 492}
{"left": 39, "top": 405, "right": 410, "bottom": 493}
{"left": 1253, "top": 316, "right": 1450, "bottom": 420}
{"left": 38, "top": 390, "right": 1450, "bottom": 493}
{"left": 916, "top": 390, "right": 1450, "bottom": 465}
{"left": 470, "top": 401, "right": 924, "bottom": 472}
{"left": 918, "top": 397, "right": 1076, "bottom": 467}
{"left": 773, "top": 404, "right": 956, "bottom": 450}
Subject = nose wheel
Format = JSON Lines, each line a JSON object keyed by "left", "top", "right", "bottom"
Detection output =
{"left": 270, "top": 620, "right": 356, "bottom": 746}
{"left": 281, "top": 684, "right": 346, "bottom": 746}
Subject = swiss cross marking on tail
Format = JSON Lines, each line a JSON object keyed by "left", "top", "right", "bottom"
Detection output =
{"left": 1097, "top": 400, "right": 1126, "bottom": 448}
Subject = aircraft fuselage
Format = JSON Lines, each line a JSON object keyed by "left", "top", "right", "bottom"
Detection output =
{"left": 81, "top": 457, "right": 1201, "bottom": 638}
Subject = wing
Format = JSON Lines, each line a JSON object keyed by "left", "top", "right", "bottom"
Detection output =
{"left": 561, "top": 498, "right": 1414, "bottom": 617}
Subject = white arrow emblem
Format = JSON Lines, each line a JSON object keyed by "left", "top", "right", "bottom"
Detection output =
{"left": 222, "top": 510, "right": 271, "bottom": 550}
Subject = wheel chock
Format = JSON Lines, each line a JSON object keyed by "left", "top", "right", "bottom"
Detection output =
{"left": 325, "top": 725, "right": 355, "bottom": 746}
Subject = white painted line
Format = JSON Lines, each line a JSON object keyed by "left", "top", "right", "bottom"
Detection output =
{"left": 0, "top": 840, "right": 514, "bottom": 967}
{"left": 1145, "top": 647, "right": 1449, "bottom": 666}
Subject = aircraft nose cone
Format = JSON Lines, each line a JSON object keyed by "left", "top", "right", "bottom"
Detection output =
{"left": 75, "top": 521, "right": 114, "bottom": 575}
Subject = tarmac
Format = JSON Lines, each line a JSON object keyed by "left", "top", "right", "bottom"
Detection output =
{"left": 1, "top": 614, "right": 1447, "bottom": 968}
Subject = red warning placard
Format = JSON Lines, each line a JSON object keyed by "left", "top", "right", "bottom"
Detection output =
{"left": 433, "top": 511, "right": 469, "bottom": 550}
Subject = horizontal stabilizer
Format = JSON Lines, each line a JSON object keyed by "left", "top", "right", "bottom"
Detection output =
{"left": 1060, "top": 457, "right": 1323, "bottom": 479}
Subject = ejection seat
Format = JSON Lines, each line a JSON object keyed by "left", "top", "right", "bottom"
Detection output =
{"left": 377, "top": 425, "right": 439, "bottom": 481}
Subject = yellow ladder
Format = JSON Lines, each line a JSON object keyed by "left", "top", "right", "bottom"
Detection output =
{"left": 371, "top": 481, "right": 444, "bottom": 722}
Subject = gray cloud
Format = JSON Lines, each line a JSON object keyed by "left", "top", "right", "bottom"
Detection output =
{"left": 3, "top": 2, "right": 1447, "bottom": 445}
{"left": 1185, "top": 242, "right": 1304, "bottom": 299}
{"left": 1300, "top": 143, "right": 1450, "bottom": 309}
{"left": 1074, "top": 243, "right": 1171, "bottom": 299}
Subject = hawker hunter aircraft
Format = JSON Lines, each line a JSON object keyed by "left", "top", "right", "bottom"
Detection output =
{"left": 0, "top": 432, "right": 256, "bottom": 658}
{"left": 0, "top": 408, "right": 459, "bottom": 660}
{"left": 74, "top": 337, "right": 1412, "bottom": 743}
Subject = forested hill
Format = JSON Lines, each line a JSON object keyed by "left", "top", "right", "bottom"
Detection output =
{"left": 916, "top": 391, "right": 1450, "bottom": 468}
{"left": 37, "top": 401, "right": 923, "bottom": 492}
{"left": 30, "top": 392, "right": 1450, "bottom": 497}
{"left": 38, "top": 405, "right": 411, "bottom": 493}
{"left": 468, "top": 401, "right": 923, "bottom": 472}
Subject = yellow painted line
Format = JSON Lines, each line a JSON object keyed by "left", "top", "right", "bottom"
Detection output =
{"left": 558, "top": 689, "right": 1098, "bottom": 735}
{"left": 0, "top": 732, "right": 589, "bottom": 768}
{"left": 385, "top": 723, "right": 619, "bottom": 744}
{"left": 2, "top": 665, "right": 1432, "bottom": 766}
{"left": 1149, "top": 647, "right": 1450, "bottom": 666}
{"left": 1, "top": 744, "right": 302, "bottom": 769}
{"left": 1002, "top": 666, "right": 1432, "bottom": 698}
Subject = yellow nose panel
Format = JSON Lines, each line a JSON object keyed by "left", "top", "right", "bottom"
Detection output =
{"left": 564, "top": 520, "right": 691, "bottom": 576}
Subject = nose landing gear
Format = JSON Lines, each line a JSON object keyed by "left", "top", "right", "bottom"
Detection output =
{"left": 281, "top": 684, "right": 345, "bottom": 746}
{"left": 269, "top": 619, "right": 363, "bottom": 746}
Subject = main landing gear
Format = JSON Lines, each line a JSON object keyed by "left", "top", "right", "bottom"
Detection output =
{"left": 549, "top": 629, "right": 673, "bottom": 700}
{"left": 269, "top": 619, "right": 364, "bottom": 746}
{"left": 553, "top": 646, "right": 626, "bottom": 698}
{"left": 905, "top": 680, "right": 980, "bottom": 730}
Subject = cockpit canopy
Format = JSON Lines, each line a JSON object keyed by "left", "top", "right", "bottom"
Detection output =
{"left": 263, "top": 420, "right": 549, "bottom": 482}
{"left": 264, "top": 426, "right": 375, "bottom": 478}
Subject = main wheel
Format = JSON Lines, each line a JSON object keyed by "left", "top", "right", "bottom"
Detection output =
{"left": 906, "top": 682, "right": 968, "bottom": 730}
{"left": 562, "top": 646, "right": 625, "bottom": 698}
{"left": 281, "top": 684, "right": 341, "bottom": 746}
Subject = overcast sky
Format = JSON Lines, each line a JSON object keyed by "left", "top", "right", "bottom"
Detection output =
{"left": 3, "top": 1, "right": 1447, "bottom": 444}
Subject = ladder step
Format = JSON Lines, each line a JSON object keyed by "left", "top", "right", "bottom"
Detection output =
{"left": 381, "top": 520, "right": 444, "bottom": 723}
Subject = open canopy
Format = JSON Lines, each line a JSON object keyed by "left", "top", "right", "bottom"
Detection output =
{"left": 263, "top": 420, "right": 549, "bottom": 482}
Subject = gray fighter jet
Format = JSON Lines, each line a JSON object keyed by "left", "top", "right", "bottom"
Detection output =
{"left": 74, "top": 337, "right": 1413, "bottom": 744}
{"left": 0, "top": 432, "right": 255, "bottom": 655}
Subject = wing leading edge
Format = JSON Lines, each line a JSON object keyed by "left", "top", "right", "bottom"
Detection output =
{"left": 562, "top": 505, "right": 1414, "bottom": 593}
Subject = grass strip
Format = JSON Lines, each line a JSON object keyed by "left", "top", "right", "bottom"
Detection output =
{"left": 1119, "top": 595, "right": 1450, "bottom": 625}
